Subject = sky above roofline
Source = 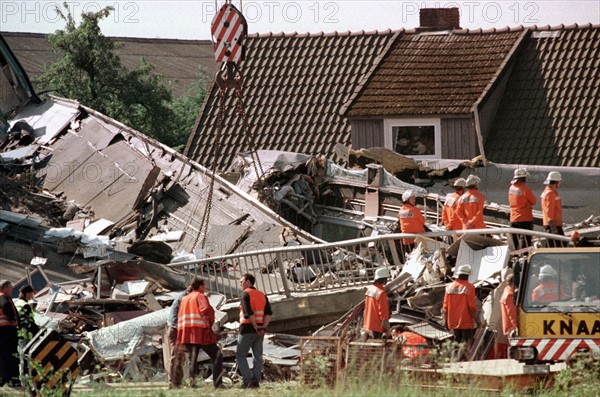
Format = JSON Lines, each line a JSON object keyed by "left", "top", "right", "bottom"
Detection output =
{"left": 0, "top": 1, "right": 599, "bottom": 40}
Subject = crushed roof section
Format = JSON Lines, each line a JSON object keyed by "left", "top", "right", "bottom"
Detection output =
{"left": 345, "top": 29, "right": 525, "bottom": 116}
{"left": 184, "top": 30, "right": 398, "bottom": 171}
{"left": 485, "top": 24, "right": 600, "bottom": 168}
{"left": 1, "top": 32, "right": 216, "bottom": 96}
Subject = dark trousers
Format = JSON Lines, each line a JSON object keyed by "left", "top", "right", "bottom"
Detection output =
{"left": 452, "top": 328, "right": 475, "bottom": 345}
{"left": 167, "top": 327, "right": 184, "bottom": 385}
{"left": 544, "top": 226, "right": 565, "bottom": 247}
{"left": 510, "top": 221, "right": 533, "bottom": 249}
{"left": 0, "top": 326, "right": 19, "bottom": 386}
{"left": 183, "top": 343, "right": 223, "bottom": 388}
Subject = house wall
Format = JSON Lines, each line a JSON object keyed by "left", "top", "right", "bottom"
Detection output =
{"left": 351, "top": 116, "right": 479, "bottom": 159}
{"left": 350, "top": 119, "right": 384, "bottom": 149}
{"left": 441, "top": 118, "right": 479, "bottom": 159}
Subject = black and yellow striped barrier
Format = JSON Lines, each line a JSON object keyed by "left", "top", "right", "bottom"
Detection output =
{"left": 25, "top": 329, "right": 80, "bottom": 395}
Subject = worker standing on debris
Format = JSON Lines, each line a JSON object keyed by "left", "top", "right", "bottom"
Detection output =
{"left": 0, "top": 280, "right": 20, "bottom": 387}
{"left": 236, "top": 273, "right": 272, "bottom": 389}
{"left": 398, "top": 190, "right": 425, "bottom": 252}
{"left": 508, "top": 168, "right": 537, "bottom": 249}
{"left": 167, "top": 287, "right": 190, "bottom": 387}
{"left": 14, "top": 285, "right": 40, "bottom": 379}
{"left": 499, "top": 274, "right": 517, "bottom": 358}
{"left": 531, "top": 264, "right": 569, "bottom": 303}
{"left": 442, "top": 265, "right": 479, "bottom": 354}
{"left": 363, "top": 267, "right": 391, "bottom": 339}
{"left": 176, "top": 277, "right": 223, "bottom": 388}
{"left": 456, "top": 175, "right": 486, "bottom": 230}
{"left": 541, "top": 171, "right": 564, "bottom": 247}
{"left": 442, "top": 178, "right": 466, "bottom": 231}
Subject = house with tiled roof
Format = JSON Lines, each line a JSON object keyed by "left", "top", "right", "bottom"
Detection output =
{"left": 186, "top": 8, "right": 600, "bottom": 171}
{"left": 1, "top": 32, "right": 216, "bottom": 96}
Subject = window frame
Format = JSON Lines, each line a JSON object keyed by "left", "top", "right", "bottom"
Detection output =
{"left": 384, "top": 117, "right": 442, "bottom": 159}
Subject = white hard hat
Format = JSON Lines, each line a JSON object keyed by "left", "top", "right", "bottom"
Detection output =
{"left": 455, "top": 264, "right": 472, "bottom": 277}
{"left": 402, "top": 190, "right": 415, "bottom": 202}
{"left": 513, "top": 168, "right": 530, "bottom": 179}
{"left": 374, "top": 267, "right": 390, "bottom": 281}
{"left": 465, "top": 175, "right": 481, "bottom": 187}
{"left": 539, "top": 264, "right": 557, "bottom": 279}
{"left": 544, "top": 171, "right": 561, "bottom": 184}
{"left": 453, "top": 178, "right": 466, "bottom": 187}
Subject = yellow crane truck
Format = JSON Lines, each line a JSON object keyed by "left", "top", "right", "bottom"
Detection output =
{"left": 509, "top": 247, "right": 600, "bottom": 364}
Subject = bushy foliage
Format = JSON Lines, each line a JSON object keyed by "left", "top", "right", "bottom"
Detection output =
{"left": 35, "top": 3, "right": 206, "bottom": 150}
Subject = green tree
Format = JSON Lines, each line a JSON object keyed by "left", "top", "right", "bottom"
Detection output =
{"left": 35, "top": 3, "right": 187, "bottom": 147}
{"left": 169, "top": 72, "right": 208, "bottom": 151}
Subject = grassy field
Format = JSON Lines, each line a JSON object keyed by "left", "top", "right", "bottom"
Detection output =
{"left": 1, "top": 357, "right": 597, "bottom": 397}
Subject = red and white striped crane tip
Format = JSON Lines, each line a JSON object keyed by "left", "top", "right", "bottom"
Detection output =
{"left": 211, "top": 2, "right": 247, "bottom": 64}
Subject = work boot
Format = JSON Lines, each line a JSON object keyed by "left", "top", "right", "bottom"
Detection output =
{"left": 249, "top": 380, "right": 260, "bottom": 388}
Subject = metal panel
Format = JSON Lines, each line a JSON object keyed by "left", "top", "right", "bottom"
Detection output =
{"left": 350, "top": 119, "right": 384, "bottom": 149}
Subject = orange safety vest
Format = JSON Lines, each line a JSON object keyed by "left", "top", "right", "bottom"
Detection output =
{"left": 456, "top": 189, "right": 486, "bottom": 229}
{"left": 442, "top": 192, "right": 463, "bottom": 230}
{"left": 239, "top": 288, "right": 267, "bottom": 325}
{"left": 508, "top": 182, "right": 536, "bottom": 222}
{"left": 541, "top": 186, "right": 562, "bottom": 227}
{"left": 531, "top": 280, "right": 569, "bottom": 303}
{"left": 363, "top": 283, "right": 389, "bottom": 333}
{"left": 442, "top": 279, "right": 477, "bottom": 330}
{"left": 398, "top": 203, "right": 425, "bottom": 244}
{"left": 177, "top": 291, "right": 210, "bottom": 330}
{"left": 0, "top": 293, "right": 18, "bottom": 327}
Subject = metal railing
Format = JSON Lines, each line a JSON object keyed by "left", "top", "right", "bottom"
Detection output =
{"left": 167, "top": 228, "right": 571, "bottom": 301}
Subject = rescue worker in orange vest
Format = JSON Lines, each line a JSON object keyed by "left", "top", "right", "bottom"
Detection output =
{"left": 442, "top": 265, "right": 479, "bottom": 354}
{"left": 442, "top": 178, "right": 466, "bottom": 231}
{"left": 393, "top": 328, "right": 431, "bottom": 361}
{"left": 531, "top": 264, "right": 569, "bottom": 303}
{"left": 362, "top": 267, "right": 391, "bottom": 339}
{"left": 176, "top": 277, "right": 223, "bottom": 388}
{"left": 498, "top": 274, "right": 517, "bottom": 359}
{"left": 456, "top": 175, "right": 486, "bottom": 230}
{"left": 398, "top": 190, "right": 425, "bottom": 252}
{"left": 541, "top": 171, "right": 564, "bottom": 247}
{"left": 0, "top": 280, "right": 20, "bottom": 387}
{"left": 236, "top": 273, "right": 272, "bottom": 389}
{"left": 509, "top": 168, "right": 537, "bottom": 249}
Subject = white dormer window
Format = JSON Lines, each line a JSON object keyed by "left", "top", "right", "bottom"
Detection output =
{"left": 384, "top": 118, "right": 442, "bottom": 159}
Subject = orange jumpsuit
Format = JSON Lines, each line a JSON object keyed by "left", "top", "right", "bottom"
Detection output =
{"left": 398, "top": 203, "right": 425, "bottom": 244}
{"left": 509, "top": 182, "right": 536, "bottom": 222}
{"left": 541, "top": 185, "right": 562, "bottom": 227}
{"left": 455, "top": 188, "right": 486, "bottom": 229}
{"left": 442, "top": 279, "right": 477, "bottom": 330}
{"left": 500, "top": 284, "right": 517, "bottom": 335}
{"left": 363, "top": 283, "right": 389, "bottom": 334}
{"left": 442, "top": 191, "right": 463, "bottom": 230}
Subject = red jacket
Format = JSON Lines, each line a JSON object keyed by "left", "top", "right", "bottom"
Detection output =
{"left": 509, "top": 182, "right": 536, "bottom": 222}
{"left": 456, "top": 188, "right": 486, "bottom": 229}
{"left": 442, "top": 192, "right": 463, "bottom": 230}
{"left": 177, "top": 290, "right": 217, "bottom": 345}
{"left": 541, "top": 185, "right": 562, "bottom": 227}
{"left": 398, "top": 203, "right": 425, "bottom": 244}
{"left": 443, "top": 279, "right": 477, "bottom": 330}
{"left": 363, "top": 283, "right": 389, "bottom": 333}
